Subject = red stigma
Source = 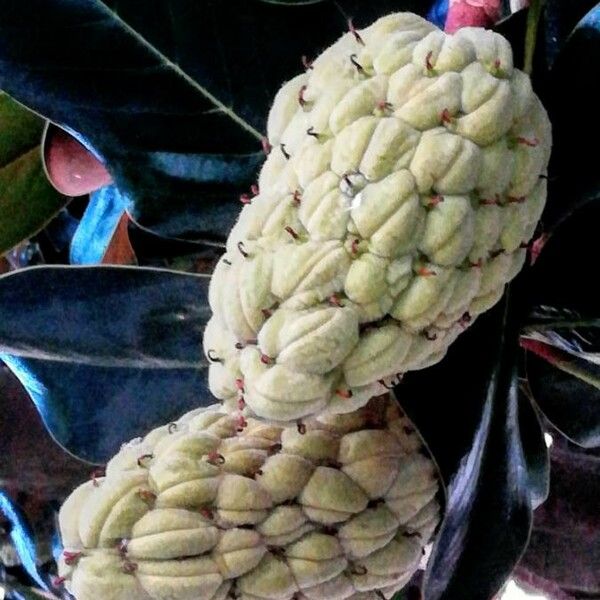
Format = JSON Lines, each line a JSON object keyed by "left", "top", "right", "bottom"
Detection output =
{"left": 63, "top": 551, "right": 83, "bottom": 566}
{"left": 298, "top": 84, "right": 308, "bottom": 107}
{"left": 207, "top": 451, "right": 225, "bottom": 465}
{"left": 199, "top": 507, "right": 214, "bottom": 520}
{"left": 137, "top": 489, "right": 157, "bottom": 503}
{"left": 90, "top": 468, "right": 105, "bottom": 487}
{"left": 236, "top": 414, "right": 248, "bottom": 432}
{"left": 260, "top": 353, "right": 274, "bottom": 365}
{"left": 328, "top": 294, "right": 344, "bottom": 307}
{"left": 417, "top": 266, "right": 436, "bottom": 277}
{"left": 261, "top": 137, "right": 272, "bottom": 155}
{"left": 441, "top": 108, "right": 453, "bottom": 125}
{"left": 427, "top": 194, "right": 444, "bottom": 208}
{"left": 426, "top": 51, "right": 434, "bottom": 71}
{"left": 516, "top": 136, "right": 539, "bottom": 147}
{"left": 335, "top": 388, "right": 353, "bottom": 399}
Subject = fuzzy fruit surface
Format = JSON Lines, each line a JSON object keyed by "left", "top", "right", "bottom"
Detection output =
{"left": 57, "top": 396, "right": 439, "bottom": 600}
{"left": 207, "top": 12, "right": 552, "bottom": 422}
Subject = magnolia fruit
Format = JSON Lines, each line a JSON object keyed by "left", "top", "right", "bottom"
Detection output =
{"left": 57, "top": 396, "right": 440, "bottom": 600}
{"left": 206, "top": 12, "right": 551, "bottom": 422}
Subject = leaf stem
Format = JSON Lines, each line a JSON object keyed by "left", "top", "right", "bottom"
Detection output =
{"left": 524, "top": 0, "right": 545, "bottom": 75}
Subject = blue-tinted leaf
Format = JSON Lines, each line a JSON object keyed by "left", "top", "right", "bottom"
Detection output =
{"left": 0, "top": 0, "right": 425, "bottom": 241}
{"left": 1, "top": 355, "right": 211, "bottom": 464}
{"left": 0, "top": 491, "right": 45, "bottom": 589}
{"left": 398, "top": 295, "right": 534, "bottom": 600}
{"left": 0, "top": 266, "right": 209, "bottom": 366}
{"left": 427, "top": 0, "right": 448, "bottom": 29}
{"left": 0, "top": 265, "right": 213, "bottom": 462}
{"left": 70, "top": 185, "right": 129, "bottom": 264}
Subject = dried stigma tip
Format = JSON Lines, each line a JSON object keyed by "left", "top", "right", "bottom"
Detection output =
{"left": 348, "top": 18, "right": 364, "bottom": 45}
{"left": 301, "top": 55, "right": 313, "bottom": 70}
{"left": 136, "top": 454, "right": 154, "bottom": 468}
{"left": 207, "top": 349, "right": 223, "bottom": 363}
{"left": 350, "top": 53, "right": 366, "bottom": 75}
{"left": 122, "top": 561, "right": 138, "bottom": 575}
{"left": 284, "top": 225, "right": 299, "bottom": 240}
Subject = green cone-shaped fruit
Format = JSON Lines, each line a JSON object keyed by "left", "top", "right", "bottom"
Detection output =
{"left": 58, "top": 396, "right": 439, "bottom": 600}
{"left": 206, "top": 12, "right": 551, "bottom": 422}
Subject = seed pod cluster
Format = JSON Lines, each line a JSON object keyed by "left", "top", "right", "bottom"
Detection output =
{"left": 58, "top": 396, "right": 440, "bottom": 600}
{"left": 207, "top": 12, "right": 551, "bottom": 422}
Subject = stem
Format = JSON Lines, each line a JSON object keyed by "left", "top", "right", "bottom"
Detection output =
{"left": 524, "top": 0, "right": 545, "bottom": 75}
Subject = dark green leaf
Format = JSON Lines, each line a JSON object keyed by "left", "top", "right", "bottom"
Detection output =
{"left": 0, "top": 266, "right": 214, "bottom": 462}
{"left": 0, "top": 93, "right": 69, "bottom": 253}
{"left": 541, "top": 4, "right": 600, "bottom": 229}
{"left": 530, "top": 201, "right": 600, "bottom": 317}
{"left": 0, "top": 0, "right": 424, "bottom": 241}
{"left": 257, "top": 0, "right": 326, "bottom": 4}
{"left": 524, "top": 340, "right": 600, "bottom": 448}
{"left": 398, "top": 294, "right": 533, "bottom": 600}
{"left": 524, "top": 201, "right": 600, "bottom": 448}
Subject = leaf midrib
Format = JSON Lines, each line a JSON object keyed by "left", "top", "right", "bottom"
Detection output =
{"left": 97, "top": 0, "right": 264, "bottom": 141}
{"left": 0, "top": 143, "right": 40, "bottom": 175}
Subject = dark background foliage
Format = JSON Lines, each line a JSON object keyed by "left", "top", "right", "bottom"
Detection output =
{"left": 0, "top": 1, "right": 599, "bottom": 599}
